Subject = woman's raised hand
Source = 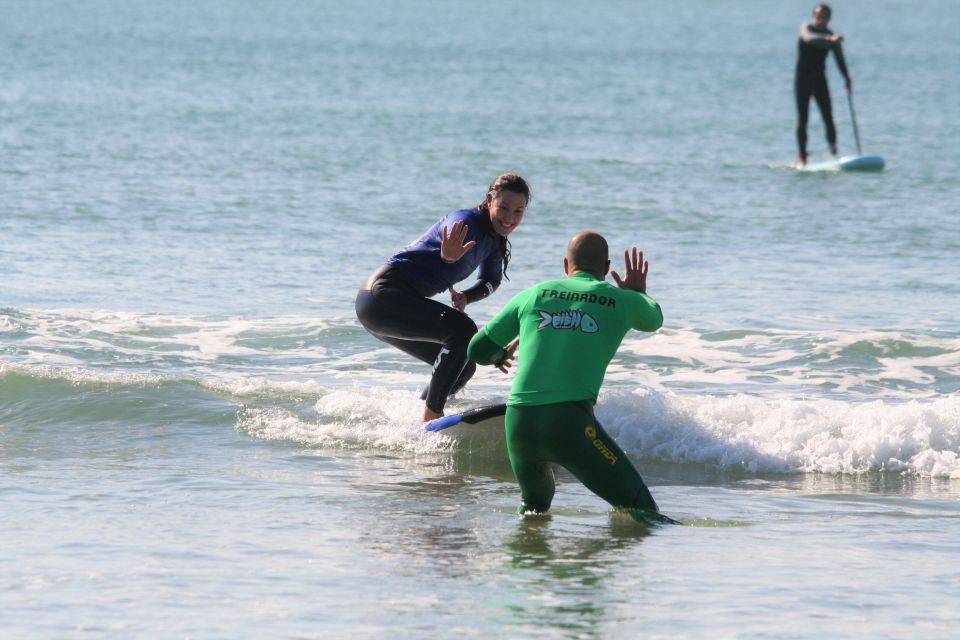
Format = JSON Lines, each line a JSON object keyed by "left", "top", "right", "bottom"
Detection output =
{"left": 440, "top": 220, "right": 476, "bottom": 263}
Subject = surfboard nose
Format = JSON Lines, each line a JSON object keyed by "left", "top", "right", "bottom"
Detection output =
{"left": 839, "top": 155, "right": 885, "bottom": 171}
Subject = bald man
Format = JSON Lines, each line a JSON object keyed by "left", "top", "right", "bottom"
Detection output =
{"left": 467, "top": 231, "right": 674, "bottom": 524}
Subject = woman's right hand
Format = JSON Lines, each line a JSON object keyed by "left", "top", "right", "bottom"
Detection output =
{"left": 440, "top": 220, "right": 477, "bottom": 263}
{"left": 448, "top": 286, "right": 467, "bottom": 312}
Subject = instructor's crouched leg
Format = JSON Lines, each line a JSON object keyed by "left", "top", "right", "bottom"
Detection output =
{"left": 505, "top": 406, "right": 556, "bottom": 514}
{"left": 565, "top": 411, "right": 660, "bottom": 513}
{"left": 506, "top": 402, "right": 673, "bottom": 522}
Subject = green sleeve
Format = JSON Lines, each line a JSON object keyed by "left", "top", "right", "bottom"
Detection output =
{"left": 467, "top": 290, "right": 525, "bottom": 365}
{"left": 630, "top": 292, "right": 664, "bottom": 332}
{"left": 467, "top": 333, "right": 505, "bottom": 365}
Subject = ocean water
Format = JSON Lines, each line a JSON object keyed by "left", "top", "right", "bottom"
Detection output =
{"left": 2, "top": 0, "right": 959, "bottom": 637}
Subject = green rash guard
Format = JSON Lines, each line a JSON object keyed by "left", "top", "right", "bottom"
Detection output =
{"left": 467, "top": 271, "right": 670, "bottom": 521}
{"left": 468, "top": 271, "right": 663, "bottom": 406}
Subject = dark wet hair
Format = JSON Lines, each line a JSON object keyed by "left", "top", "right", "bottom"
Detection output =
{"left": 814, "top": 4, "right": 832, "bottom": 19}
{"left": 477, "top": 172, "right": 531, "bottom": 280}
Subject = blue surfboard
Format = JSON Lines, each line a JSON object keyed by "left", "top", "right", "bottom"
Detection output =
{"left": 424, "top": 403, "right": 506, "bottom": 432}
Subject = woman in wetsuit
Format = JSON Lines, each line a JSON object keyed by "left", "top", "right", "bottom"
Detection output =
{"left": 355, "top": 173, "right": 530, "bottom": 422}
{"left": 795, "top": 4, "right": 852, "bottom": 165}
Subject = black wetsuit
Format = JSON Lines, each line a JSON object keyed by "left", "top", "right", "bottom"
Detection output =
{"left": 355, "top": 208, "right": 503, "bottom": 413}
{"left": 795, "top": 22, "right": 851, "bottom": 159}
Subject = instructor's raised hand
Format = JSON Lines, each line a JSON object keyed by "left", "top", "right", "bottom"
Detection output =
{"left": 495, "top": 337, "right": 519, "bottom": 374}
{"left": 440, "top": 220, "right": 476, "bottom": 263}
{"left": 610, "top": 247, "right": 649, "bottom": 293}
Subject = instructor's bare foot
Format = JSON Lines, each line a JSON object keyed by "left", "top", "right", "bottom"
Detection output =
{"left": 422, "top": 406, "right": 443, "bottom": 422}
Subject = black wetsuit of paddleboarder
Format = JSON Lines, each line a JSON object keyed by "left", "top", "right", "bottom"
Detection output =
{"left": 795, "top": 21, "right": 851, "bottom": 161}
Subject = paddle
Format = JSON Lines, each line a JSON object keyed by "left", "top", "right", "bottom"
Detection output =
{"left": 424, "top": 403, "right": 507, "bottom": 432}
{"left": 846, "top": 89, "right": 863, "bottom": 156}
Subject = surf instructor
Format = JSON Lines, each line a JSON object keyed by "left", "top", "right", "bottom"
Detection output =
{"left": 356, "top": 172, "right": 530, "bottom": 423}
{"left": 467, "top": 231, "right": 675, "bottom": 524}
{"left": 795, "top": 3, "right": 851, "bottom": 165}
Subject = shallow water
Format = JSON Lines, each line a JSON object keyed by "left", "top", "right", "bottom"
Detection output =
{"left": 2, "top": 0, "right": 959, "bottom": 637}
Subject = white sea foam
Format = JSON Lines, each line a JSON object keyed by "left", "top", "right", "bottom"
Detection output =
{"left": 613, "top": 328, "right": 960, "bottom": 398}
{"left": 236, "top": 388, "right": 464, "bottom": 454}
{"left": 0, "top": 361, "right": 169, "bottom": 387}
{"left": 230, "top": 383, "right": 960, "bottom": 478}
{"left": 6, "top": 309, "right": 958, "bottom": 400}
{"left": 4, "top": 308, "right": 959, "bottom": 477}
{"left": 2, "top": 308, "right": 336, "bottom": 368}
{"left": 598, "top": 389, "right": 960, "bottom": 478}
{"left": 204, "top": 376, "right": 333, "bottom": 398}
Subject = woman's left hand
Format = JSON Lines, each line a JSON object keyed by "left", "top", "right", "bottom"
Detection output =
{"left": 448, "top": 286, "right": 467, "bottom": 312}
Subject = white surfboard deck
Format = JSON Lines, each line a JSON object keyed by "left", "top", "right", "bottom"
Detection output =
{"left": 776, "top": 154, "right": 885, "bottom": 173}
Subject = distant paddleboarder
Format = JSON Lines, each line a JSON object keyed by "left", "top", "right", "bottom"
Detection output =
{"left": 468, "top": 231, "right": 675, "bottom": 524}
{"left": 355, "top": 173, "right": 529, "bottom": 423}
{"left": 795, "top": 3, "right": 852, "bottom": 166}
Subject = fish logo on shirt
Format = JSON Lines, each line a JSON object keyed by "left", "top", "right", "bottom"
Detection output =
{"left": 537, "top": 310, "right": 599, "bottom": 333}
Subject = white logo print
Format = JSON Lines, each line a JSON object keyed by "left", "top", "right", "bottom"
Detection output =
{"left": 537, "top": 310, "right": 599, "bottom": 333}
{"left": 432, "top": 347, "right": 450, "bottom": 373}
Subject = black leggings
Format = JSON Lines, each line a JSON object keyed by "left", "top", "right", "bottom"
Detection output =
{"left": 355, "top": 267, "right": 477, "bottom": 413}
{"left": 796, "top": 78, "right": 836, "bottom": 156}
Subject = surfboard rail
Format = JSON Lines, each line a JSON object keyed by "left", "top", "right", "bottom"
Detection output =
{"left": 796, "top": 154, "right": 885, "bottom": 172}
{"left": 835, "top": 154, "right": 885, "bottom": 171}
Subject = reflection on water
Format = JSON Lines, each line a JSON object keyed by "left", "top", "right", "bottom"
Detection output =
{"left": 643, "top": 459, "right": 960, "bottom": 500}
{"left": 496, "top": 515, "right": 653, "bottom": 637}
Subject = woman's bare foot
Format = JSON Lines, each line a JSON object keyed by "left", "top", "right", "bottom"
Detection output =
{"left": 422, "top": 406, "right": 443, "bottom": 422}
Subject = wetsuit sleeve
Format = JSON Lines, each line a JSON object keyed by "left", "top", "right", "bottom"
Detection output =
{"left": 459, "top": 234, "right": 504, "bottom": 304}
{"left": 628, "top": 292, "right": 664, "bottom": 332}
{"left": 460, "top": 278, "right": 500, "bottom": 304}
{"left": 799, "top": 23, "right": 834, "bottom": 49}
{"left": 467, "top": 333, "right": 506, "bottom": 366}
{"left": 832, "top": 42, "right": 851, "bottom": 83}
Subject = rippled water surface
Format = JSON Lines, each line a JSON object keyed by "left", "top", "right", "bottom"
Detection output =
{"left": 2, "top": 0, "right": 959, "bottom": 637}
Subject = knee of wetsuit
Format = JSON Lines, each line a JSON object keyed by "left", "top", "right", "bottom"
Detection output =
{"left": 446, "top": 336, "right": 473, "bottom": 354}
{"left": 354, "top": 289, "right": 373, "bottom": 325}
{"left": 446, "top": 317, "right": 479, "bottom": 350}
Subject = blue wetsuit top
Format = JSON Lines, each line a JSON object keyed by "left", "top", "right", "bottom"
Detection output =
{"left": 385, "top": 208, "right": 503, "bottom": 301}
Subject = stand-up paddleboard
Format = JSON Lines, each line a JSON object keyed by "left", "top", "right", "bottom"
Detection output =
{"left": 796, "top": 154, "right": 885, "bottom": 172}
{"left": 773, "top": 85, "right": 885, "bottom": 173}
{"left": 424, "top": 403, "right": 506, "bottom": 432}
